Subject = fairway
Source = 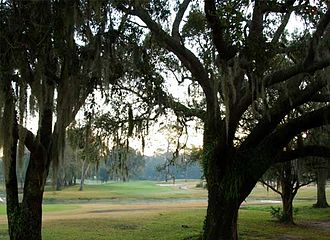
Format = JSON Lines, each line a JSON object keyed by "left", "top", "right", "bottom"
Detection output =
{"left": 0, "top": 181, "right": 329, "bottom": 239}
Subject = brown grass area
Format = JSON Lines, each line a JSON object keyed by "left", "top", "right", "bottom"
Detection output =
{"left": 0, "top": 201, "right": 207, "bottom": 224}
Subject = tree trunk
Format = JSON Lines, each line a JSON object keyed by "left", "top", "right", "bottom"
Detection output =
{"left": 201, "top": 130, "right": 273, "bottom": 240}
{"left": 79, "top": 161, "right": 90, "bottom": 191}
{"left": 2, "top": 85, "right": 45, "bottom": 240}
{"left": 281, "top": 193, "right": 294, "bottom": 224}
{"left": 280, "top": 162, "right": 296, "bottom": 224}
{"left": 4, "top": 80, "right": 53, "bottom": 239}
{"left": 6, "top": 145, "right": 48, "bottom": 240}
{"left": 314, "top": 167, "right": 329, "bottom": 208}
{"left": 56, "top": 177, "right": 62, "bottom": 191}
{"left": 203, "top": 164, "right": 264, "bottom": 240}
{"left": 203, "top": 183, "right": 240, "bottom": 240}
{"left": 5, "top": 121, "right": 19, "bottom": 240}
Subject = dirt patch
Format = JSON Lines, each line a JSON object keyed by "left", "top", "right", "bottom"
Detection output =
{"left": 278, "top": 235, "right": 303, "bottom": 240}
{"left": 0, "top": 201, "right": 207, "bottom": 224}
{"left": 301, "top": 221, "right": 330, "bottom": 232}
{"left": 112, "top": 223, "right": 139, "bottom": 230}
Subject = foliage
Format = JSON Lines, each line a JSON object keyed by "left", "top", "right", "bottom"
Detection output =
{"left": 67, "top": 121, "right": 108, "bottom": 167}
{"left": 106, "top": 147, "right": 145, "bottom": 181}
{"left": 270, "top": 206, "right": 299, "bottom": 223}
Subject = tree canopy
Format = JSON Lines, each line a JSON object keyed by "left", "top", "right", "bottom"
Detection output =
{"left": 0, "top": 1, "right": 329, "bottom": 240}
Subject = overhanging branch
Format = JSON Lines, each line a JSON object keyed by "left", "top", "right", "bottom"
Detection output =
{"left": 266, "top": 105, "right": 330, "bottom": 151}
{"left": 125, "top": 4, "right": 212, "bottom": 101}
{"left": 277, "top": 145, "right": 330, "bottom": 163}
{"left": 242, "top": 69, "right": 328, "bottom": 149}
{"left": 262, "top": 59, "right": 330, "bottom": 88}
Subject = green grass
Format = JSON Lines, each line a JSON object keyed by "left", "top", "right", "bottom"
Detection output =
{"left": 0, "top": 181, "right": 329, "bottom": 239}
{"left": 0, "top": 206, "right": 328, "bottom": 240}
{"left": 247, "top": 184, "right": 319, "bottom": 201}
{"left": 43, "top": 181, "right": 206, "bottom": 202}
{"left": 0, "top": 204, "right": 80, "bottom": 215}
{"left": 40, "top": 209, "right": 205, "bottom": 240}
{"left": 238, "top": 208, "right": 330, "bottom": 240}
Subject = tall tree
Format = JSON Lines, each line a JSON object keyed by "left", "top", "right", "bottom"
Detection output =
{"left": 115, "top": 1, "right": 330, "bottom": 239}
{"left": 67, "top": 120, "right": 108, "bottom": 191}
{"left": 0, "top": 1, "right": 127, "bottom": 239}
{"left": 307, "top": 127, "right": 330, "bottom": 208}
{"left": 314, "top": 159, "right": 329, "bottom": 208}
{"left": 261, "top": 159, "right": 314, "bottom": 224}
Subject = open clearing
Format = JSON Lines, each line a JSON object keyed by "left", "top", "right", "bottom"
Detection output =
{"left": 0, "top": 181, "right": 329, "bottom": 239}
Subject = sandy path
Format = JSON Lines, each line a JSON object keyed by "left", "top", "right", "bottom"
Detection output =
{"left": 0, "top": 199, "right": 287, "bottom": 224}
{"left": 0, "top": 201, "right": 208, "bottom": 224}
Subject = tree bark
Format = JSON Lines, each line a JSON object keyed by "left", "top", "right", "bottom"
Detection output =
{"left": 281, "top": 192, "right": 294, "bottom": 224}
{"left": 5, "top": 122, "right": 19, "bottom": 240}
{"left": 79, "top": 161, "right": 90, "bottom": 191}
{"left": 202, "top": 162, "right": 262, "bottom": 240}
{"left": 6, "top": 145, "right": 48, "bottom": 240}
{"left": 314, "top": 167, "right": 329, "bottom": 208}
{"left": 202, "top": 135, "right": 264, "bottom": 240}
{"left": 4, "top": 82, "right": 53, "bottom": 239}
{"left": 203, "top": 182, "right": 240, "bottom": 240}
{"left": 280, "top": 162, "right": 295, "bottom": 224}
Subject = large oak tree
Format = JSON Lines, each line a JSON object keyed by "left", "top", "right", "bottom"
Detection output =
{"left": 115, "top": 0, "right": 330, "bottom": 239}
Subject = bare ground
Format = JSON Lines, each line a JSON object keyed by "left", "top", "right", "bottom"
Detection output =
{"left": 0, "top": 201, "right": 207, "bottom": 224}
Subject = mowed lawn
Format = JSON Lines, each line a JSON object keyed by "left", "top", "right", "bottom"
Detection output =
{"left": 0, "top": 181, "right": 329, "bottom": 240}
{"left": 42, "top": 180, "right": 207, "bottom": 203}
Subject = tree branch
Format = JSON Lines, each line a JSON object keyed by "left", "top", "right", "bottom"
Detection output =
{"left": 296, "top": 179, "right": 315, "bottom": 190}
{"left": 259, "top": 180, "right": 283, "bottom": 196}
{"left": 266, "top": 105, "right": 330, "bottom": 152}
{"left": 247, "top": 0, "right": 266, "bottom": 55}
{"left": 172, "top": 0, "right": 191, "bottom": 42}
{"left": 277, "top": 145, "right": 330, "bottom": 163}
{"left": 310, "top": 93, "right": 330, "bottom": 103}
{"left": 162, "top": 94, "right": 206, "bottom": 120}
{"left": 127, "top": 5, "right": 212, "bottom": 99}
{"left": 122, "top": 83, "right": 206, "bottom": 120}
{"left": 304, "top": 9, "right": 330, "bottom": 65}
{"left": 271, "top": 10, "right": 293, "bottom": 44}
{"left": 262, "top": 59, "right": 330, "bottom": 87}
{"left": 242, "top": 69, "right": 328, "bottom": 149}
{"left": 204, "top": 0, "right": 237, "bottom": 61}
{"left": 17, "top": 125, "right": 37, "bottom": 153}
{"left": 264, "top": 0, "right": 296, "bottom": 13}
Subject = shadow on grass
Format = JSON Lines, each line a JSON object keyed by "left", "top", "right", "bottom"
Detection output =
{"left": 183, "top": 234, "right": 202, "bottom": 240}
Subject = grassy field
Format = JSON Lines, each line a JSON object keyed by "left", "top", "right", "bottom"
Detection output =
{"left": 42, "top": 180, "right": 207, "bottom": 203}
{"left": 0, "top": 181, "right": 329, "bottom": 240}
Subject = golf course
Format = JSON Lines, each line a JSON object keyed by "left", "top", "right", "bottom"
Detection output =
{"left": 0, "top": 180, "right": 329, "bottom": 239}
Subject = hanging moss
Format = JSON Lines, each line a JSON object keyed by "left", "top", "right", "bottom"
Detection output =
{"left": 18, "top": 82, "right": 28, "bottom": 170}
{"left": 128, "top": 105, "right": 134, "bottom": 137}
{"left": 220, "top": 58, "right": 240, "bottom": 138}
{"left": 0, "top": 82, "right": 15, "bottom": 180}
{"left": 29, "top": 93, "right": 38, "bottom": 117}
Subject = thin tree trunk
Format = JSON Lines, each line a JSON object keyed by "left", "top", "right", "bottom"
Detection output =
{"left": 5, "top": 124, "right": 19, "bottom": 240}
{"left": 280, "top": 162, "right": 296, "bottom": 224}
{"left": 281, "top": 193, "right": 294, "bottom": 224}
{"left": 314, "top": 167, "right": 329, "bottom": 208}
{"left": 79, "top": 161, "right": 90, "bottom": 191}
